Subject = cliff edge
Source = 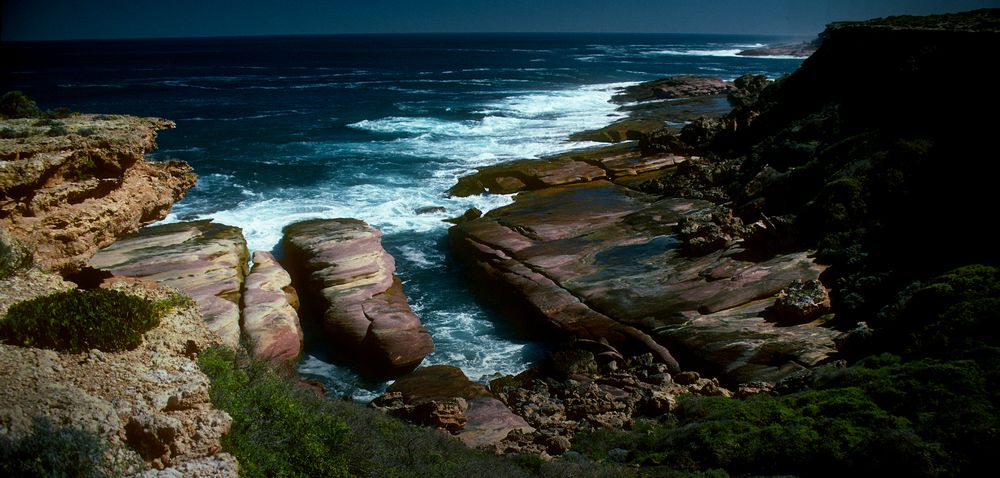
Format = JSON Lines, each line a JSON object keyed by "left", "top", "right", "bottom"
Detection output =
{"left": 0, "top": 113, "right": 196, "bottom": 274}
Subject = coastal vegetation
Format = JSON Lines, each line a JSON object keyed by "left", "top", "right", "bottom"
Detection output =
{"left": 0, "top": 288, "right": 179, "bottom": 353}
{"left": 3, "top": 9, "right": 998, "bottom": 478}
{"left": 197, "top": 345, "right": 628, "bottom": 478}
{"left": 0, "top": 417, "right": 133, "bottom": 478}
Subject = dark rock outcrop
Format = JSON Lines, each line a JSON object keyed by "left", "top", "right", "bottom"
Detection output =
{"left": 737, "top": 40, "right": 819, "bottom": 58}
{"left": 282, "top": 219, "right": 433, "bottom": 376}
{"left": 678, "top": 8, "right": 1000, "bottom": 328}
{"left": 371, "top": 365, "right": 534, "bottom": 449}
{"left": 611, "top": 76, "right": 734, "bottom": 103}
{"left": 0, "top": 115, "right": 195, "bottom": 273}
{"left": 571, "top": 77, "right": 736, "bottom": 144}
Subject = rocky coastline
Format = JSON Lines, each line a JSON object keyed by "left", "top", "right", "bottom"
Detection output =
{"left": 2, "top": 8, "right": 999, "bottom": 476}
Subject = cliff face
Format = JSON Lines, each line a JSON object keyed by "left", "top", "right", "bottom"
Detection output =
{"left": 675, "top": 9, "right": 1000, "bottom": 329}
{"left": 0, "top": 274, "right": 238, "bottom": 476}
{"left": 0, "top": 114, "right": 196, "bottom": 274}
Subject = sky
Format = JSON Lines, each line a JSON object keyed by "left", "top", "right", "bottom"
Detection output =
{"left": 3, "top": 0, "right": 999, "bottom": 41}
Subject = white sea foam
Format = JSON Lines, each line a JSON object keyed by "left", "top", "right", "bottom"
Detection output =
{"left": 298, "top": 355, "right": 385, "bottom": 402}
{"left": 170, "top": 82, "right": 629, "bottom": 253}
{"left": 157, "top": 82, "right": 633, "bottom": 398}
{"left": 348, "top": 82, "right": 633, "bottom": 164}
{"left": 651, "top": 47, "right": 807, "bottom": 60}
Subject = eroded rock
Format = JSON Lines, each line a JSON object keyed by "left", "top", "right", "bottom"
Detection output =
{"left": 450, "top": 179, "right": 839, "bottom": 383}
{"left": 0, "top": 275, "right": 236, "bottom": 476}
{"left": 0, "top": 115, "right": 196, "bottom": 273}
{"left": 89, "top": 220, "right": 249, "bottom": 348}
{"left": 242, "top": 251, "right": 303, "bottom": 367}
{"left": 282, "top": 218, "right": 432, "bottom": 376}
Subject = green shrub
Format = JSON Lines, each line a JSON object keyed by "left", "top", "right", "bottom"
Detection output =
{"left": 0, "top": 127, "right": 33, "bottom": 139}
{"left": 46, "top": 123, "right": 70, "bottom": 137}
{"left": 821, "top": 355, "right": 999, "bottom": 474}
{"left": 199, "top": 346, "right": 628, "bottom": 478}
{"left": 875, "top": 265, "right": 1000, "bottom": 358}
{"left": 0, "top": 288, "right": 162, "bottom": 353}
{"left": 0, "top": 91, "right": 40, "bottom": 119}
{"left": 198, "top": 346, "right": 352, "bottom": 477}
{"left": 0, "top": 230, "right": 34, "bottom": 280}
{"left": 32, "top": 117, "right": 59, "bottom": 127}
{"left": 574, "top": 388, "right": 939, "bottom": 477}
{"left": 77, "top": 127, "right": 97, "bottom": 137}
{"left": 0, "top": 416, "right": 134, "bottom": 477}
{"left": 574, "top": 350, "right": 999, "bottom": 477}
{"left": 48, "top": 107, "right": 75, "bottom": 119}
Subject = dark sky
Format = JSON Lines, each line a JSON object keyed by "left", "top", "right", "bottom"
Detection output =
{"left": 3, "top": 0, "right": 999, "bottom": 41}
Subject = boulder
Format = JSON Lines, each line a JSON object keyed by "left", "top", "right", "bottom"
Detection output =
{"left": 448, "top": 155, "right": 607, "bottom": 197}
{"left": 89, "top": 220, "right": 249, "bottom": 348}
{"left": 371, "top": 365, "right": 533, "bottom": 449}
{"left": 242, "top": 251, "right": 303, "bottom": 367}
{"left": 281, "top": 218, "right": 432, "bottom": 376}
{"left": 0, "top": 115, "right": 195, "bottom": 274}
{"left": 769, "top": 279, "right": 832, "bottom": 324}
{"left": 457, "top": 397, "right": 534, "bottom": 449}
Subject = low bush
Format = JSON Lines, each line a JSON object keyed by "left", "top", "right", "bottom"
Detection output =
{"left": 199, "top": 346, "right": 630, "bottom": 478}
{"left": 575, "top": 387, "right": 937, "bottom": 477}
{"left": 575, "top": 351, "right": 1000, "bottom": 477}
{"left": 0, "top": 288, "right": 163, "bottom": 353}
{"left": 0, "top": 127, "right": 34, "bottom": 139}
{"left": 0, "top": 416, "right": 134, "bottom": 477}
{"left": 46, "top": 123, "right": 70, "bottom": 137}
{"left": 0, "top": 91, "right": 40, "bottom": 119}
{"left": 875, "top": 264, "right": 1000, "bottom": 358}
{"left": 198, "top": 346, "right": 352, "bottom": 477}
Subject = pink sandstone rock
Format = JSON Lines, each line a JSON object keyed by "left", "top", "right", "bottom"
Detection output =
{"left": 282, "top": 218, "right": 433, "bottom": 376}
{"left": 450, "top": 179, "right": 840, "bottom": 383}
{"left": 242, "top": 251, "right": 303, "bottom": 367}
{"left": 89, "top": 220, "right": 248, "bottom": 348}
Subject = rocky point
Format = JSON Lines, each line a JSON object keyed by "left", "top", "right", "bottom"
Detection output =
{"left": 0, "top": 114, "right": 195, "bottom": 274}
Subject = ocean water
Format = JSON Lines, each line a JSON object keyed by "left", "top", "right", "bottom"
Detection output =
{"left": 2, "top": 33, "right": 806, "bottom": 400}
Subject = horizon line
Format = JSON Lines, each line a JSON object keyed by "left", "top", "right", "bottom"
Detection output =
{"left": 1, "top": 30, "right": 819, "bottom": 44}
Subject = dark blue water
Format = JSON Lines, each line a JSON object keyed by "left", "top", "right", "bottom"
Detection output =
{"left": 2, "top": 33, "right": 805, "bottom": 400}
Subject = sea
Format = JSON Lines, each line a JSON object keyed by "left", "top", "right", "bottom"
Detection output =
{"left": 1, "top": 33, "right": 807, "bottom": 400}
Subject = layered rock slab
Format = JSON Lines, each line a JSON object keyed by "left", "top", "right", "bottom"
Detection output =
{"left": 449, "top": 142, "right": 686, "bottom": 198}
{"left": 450, "top": 179, "right": 839, "bottom": 383}
{"left": 242, "top": 251, "right": 302, "bottom": 367}
{"left": 89, "top": 220, "right": 249, "bottom": 348}
{"left": 0, "top": 115, "right": 196, "bottom": 273}
{"left": 281, "top": 218, "right": 432, "bottom": 376}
